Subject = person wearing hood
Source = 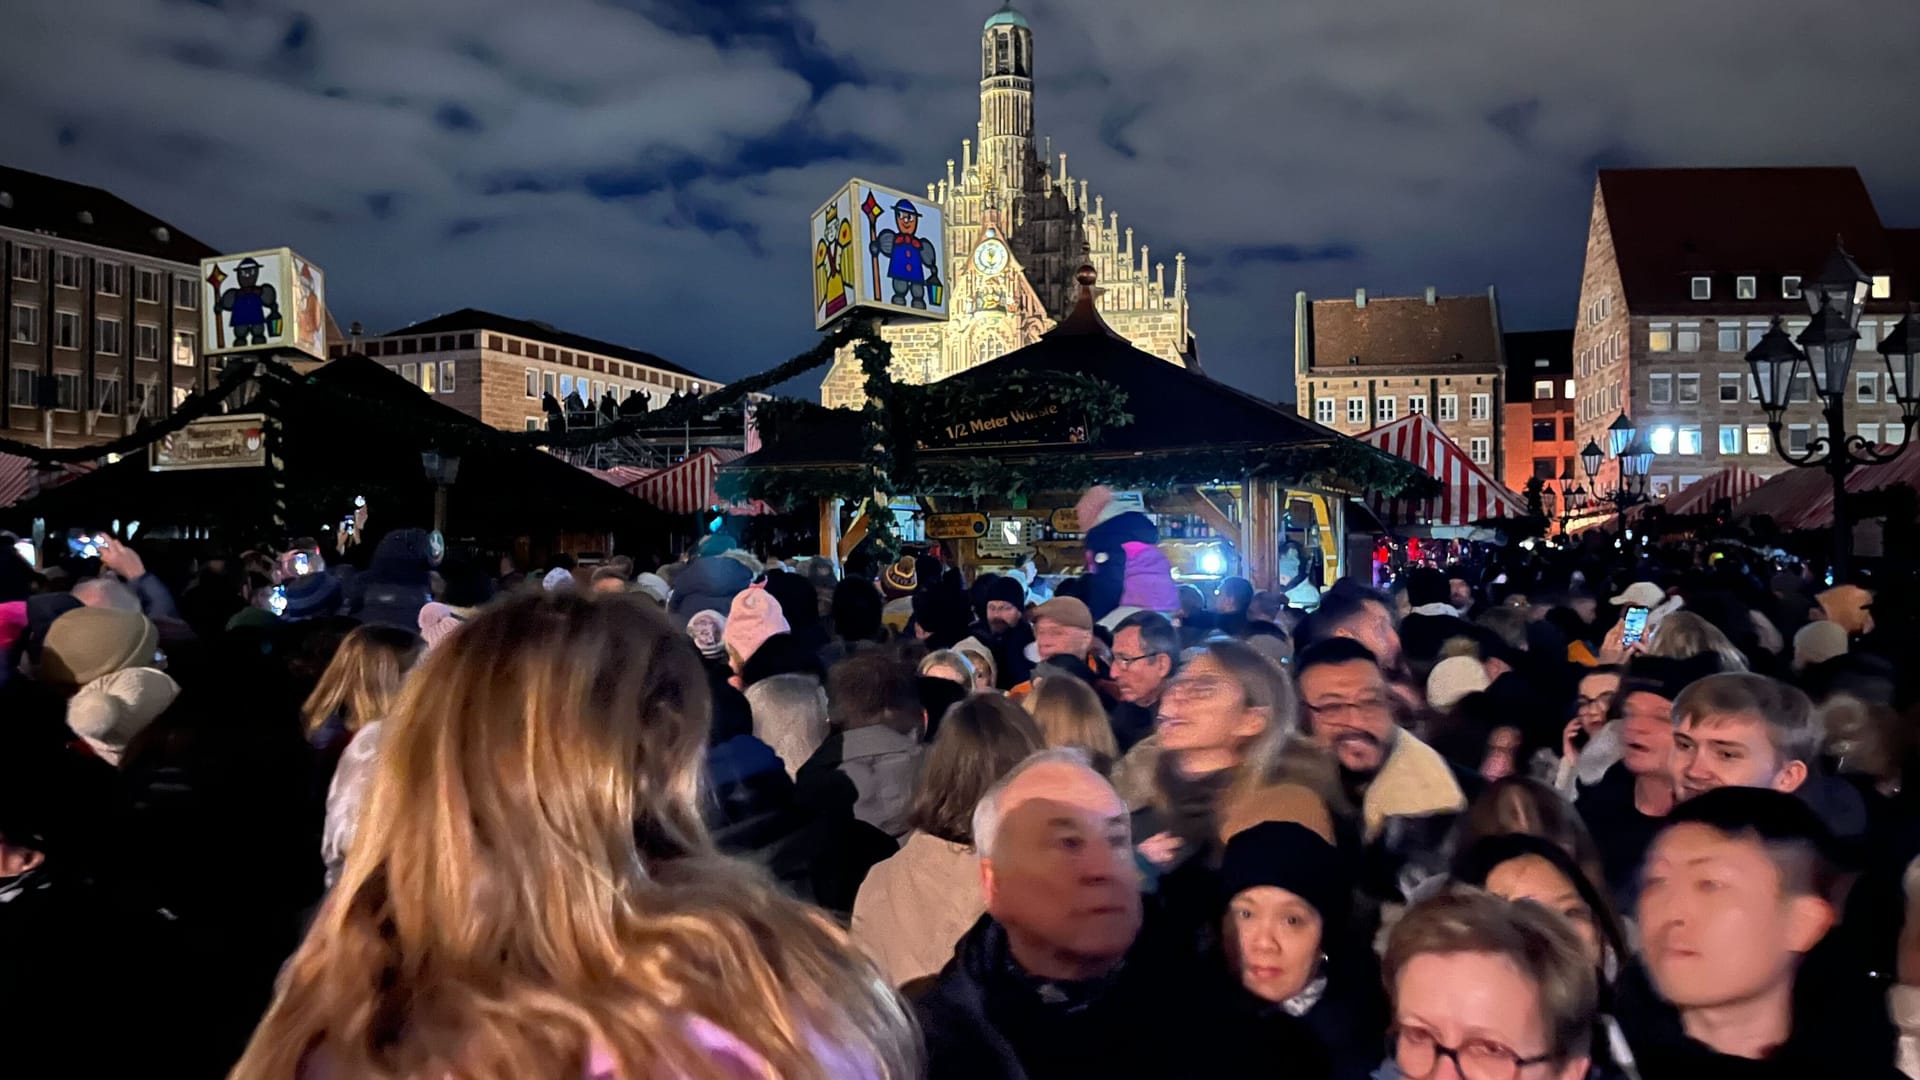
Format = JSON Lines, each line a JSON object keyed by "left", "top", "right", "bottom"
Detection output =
{"left": 1206, "top": 819, "right": 1385, "bottom": 1080}
{"left": 1076, "top": 485, "right": 1177, "bottom": 623}
{"left": 349, "top": 528, "right": 436, "bottom": 632}
{"left": 667, "top": 533, "right": 752, "bottom": 626}
{"left": 39, "top": 607, "right": 175, "bottom": 768}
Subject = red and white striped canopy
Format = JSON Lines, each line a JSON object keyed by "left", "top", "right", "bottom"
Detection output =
{"left": 625, "top": 448, "right": 772, "bottom": 516}
{"left": 1661, "top": 466, "right": 1766, "bottom": 517}
{"left": 0, "top": 453, "right": 93, "bottom": 509}
{"left": 1358, "top": 414, "right": 1525, "bottom": 527}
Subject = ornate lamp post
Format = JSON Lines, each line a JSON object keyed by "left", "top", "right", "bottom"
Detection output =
{"left": 1746, "top": 242, "right": 1918, "bottom": 579}
{"left": 1550, "top": 463, "right": 1586, "bottom": 536}
{"left": 1581, "top": 413, "right": 1654, "bottom": 532}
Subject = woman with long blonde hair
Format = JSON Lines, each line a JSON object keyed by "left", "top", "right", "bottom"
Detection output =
{"left": 1022, "top": 674, "right": 1120, "bottom": 774}
{"left": 237, "top": 592, "right": 919, "bottom": 1080}
{"left": 302, "top": 623, "right": 420, "bottom": 758}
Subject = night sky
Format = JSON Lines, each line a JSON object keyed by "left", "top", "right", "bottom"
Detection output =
{"left": 4, "top": 0, "right": 1917, "bottom": 402}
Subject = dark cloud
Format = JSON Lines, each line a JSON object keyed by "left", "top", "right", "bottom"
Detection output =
{"left": 2, "top": 0, "right": 1916, "bottom": 404}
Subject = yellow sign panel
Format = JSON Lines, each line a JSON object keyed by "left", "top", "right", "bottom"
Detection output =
{"left": 927, "top": 512, "right": 988, "bottom": 540}
{"left": 150, "top": 413, "right": 268, "bottom": 472}
{"left": 1050, "top": 507, "right": 1080, "bottom": 533}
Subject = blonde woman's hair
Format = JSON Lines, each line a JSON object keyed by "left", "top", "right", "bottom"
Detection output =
{"left": 234, "top": 592, "right": 918, "bottom": 1080}
{"left": 1023, "top": 675, "right": 1119, "bottom": 774}
{"left": 918, "top": 649, "right": 976, "bottom": 687}
{"left": 1642, "top": 610, "right": 1748, "bottom": 670}
{"left": 300, "top": 624, "right": 421, "bottom": 738}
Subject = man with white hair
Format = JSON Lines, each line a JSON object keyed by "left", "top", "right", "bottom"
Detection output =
{"left": 914, "top": 748, "right": 1199, "bottom": 1079}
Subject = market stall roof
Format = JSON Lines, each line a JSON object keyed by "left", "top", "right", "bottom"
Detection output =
{"left": 1751, "top": 446, "right": 1920, "bottom": 532}
{"left": 0, "top": 454, "right": 91, "bottom": 509}
{"left": 9, "top": 355, "right": 673, "bottom": 541}
{"left": 1357, "top": 413, "right": 1524, "bottom": 526}
{"left": 1729, "top": 465, "right": 1835, "bottom": 531}
{"left": 1656, "top": 465, "right": 1768, "bottom": 517}
{"left": 727, "top": 268, "right": 1423, "bottom": 499}
{"left": 626, "top": 448, "right": 772, "bottom": 516}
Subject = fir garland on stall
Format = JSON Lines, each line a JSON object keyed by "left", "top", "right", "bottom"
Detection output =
{"left": 853, "top": 332, "right": 900, "bottom": 560}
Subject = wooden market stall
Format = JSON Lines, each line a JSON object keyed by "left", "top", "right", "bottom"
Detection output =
{"left": 721, "top": 270, "right": 1427, "bottom": 593}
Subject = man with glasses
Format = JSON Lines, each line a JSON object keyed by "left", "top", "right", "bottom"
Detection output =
{"left": 1381, "top": 889, "right": 1595, "bottom": 1080}
{"left": 1295, "top": 638, "right": 1465, "bottom": 903}
{"left": 1108, "top": 611, "right": 1178, "bottom": 753}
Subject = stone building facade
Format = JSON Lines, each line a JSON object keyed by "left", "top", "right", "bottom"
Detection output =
{"left": 1502, "top": 329, "right": 1577, "bottom": 498}
{"left": 820, "top": 3, "right": 1193, "bottom": 409}
{"left": 1293, "top": 288, "right": 1509, "bottom": 476}
{"left": 2, "top": 165, "right": 219, "bottom": 449}
{"left": 1571, "top": 167, "right": 1917, "bottom": 499}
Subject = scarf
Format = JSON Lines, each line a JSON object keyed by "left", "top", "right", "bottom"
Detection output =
{"left": 1154, "top": 753, "right": 1233, "bottom": 852}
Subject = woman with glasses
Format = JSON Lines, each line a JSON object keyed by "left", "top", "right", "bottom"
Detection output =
{"left": 1548, "top": 666, "right": 1623, "bottom": 798}
{"left": 1380, "top": 889, "right": 1597, "bottom": 1080}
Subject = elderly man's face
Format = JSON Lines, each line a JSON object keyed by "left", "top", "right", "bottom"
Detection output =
{"left": 1033, "top": 616, "right": 1090, "bottom": 662}
{"left": 1111, "top": 626, "right": 1172, "bottom": 705}
{"left": 983, "top": 761, "right": 1141, "bottom": 979}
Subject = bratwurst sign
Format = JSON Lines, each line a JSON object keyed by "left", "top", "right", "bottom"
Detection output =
{"left": 915, "top": 402, "right": 1088, "bottom": 452}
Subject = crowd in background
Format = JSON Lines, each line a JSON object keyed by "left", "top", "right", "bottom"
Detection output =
{"left": 5, "top": 484, "right": 1920, "bottom": 1078}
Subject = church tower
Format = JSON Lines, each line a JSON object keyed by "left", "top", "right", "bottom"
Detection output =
{"left": 978, "top": 3, "right": 1035, "bottom": 197}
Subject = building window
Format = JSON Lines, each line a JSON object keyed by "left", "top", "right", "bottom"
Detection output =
{"left": 54, "top": 372, "right": 81, "bottom": 411}
{"left": 1736, "top": 276, "right": 1757, "bottom": 300}
{"left": 1408, "top": 394, "right": 1427, "bottom": 415}
{"left": 438, "top": 360, "right": 456, "bottom": 393}
{"left": 525, "top": 418, "right": 542, "bottom": 432}
{"left": 1715, "top": 373, "right": 1740, "bottom": 403}
{"left": 54, "top": 252, "right": 81, "bottom": 289}
{"left": 1533, "top": 457, "right": 1556, "bottom": 479}
{"left": 1717, "top": 325, "right": 1741, "bottom": 352}
{"left": 94, "top": 316, "right": 121, "bottom": 355}
{"left": 1469, "top": 437, "right": 1491, "bottom": 464}
{"left": 1746, "top": 425, "right": 1770, "bottom": 455}
{"left": 54, "top": 310, "right": 80, "bottom": 350}
{"left": 1719, "top": 425, "right": 1741, "bottom": 454}
{"left": 1859, "top": 422, "right": 1881, "bottom": 445}
{"left": 525, "top": 368, "right": 540, "bottom": 398}
{"left": 135, "top": 322, "right": 160, "bottom": 360}
{"left": 11, "top": 303, "right": 39, "bottom": 345}
{"left": 173, "top": 329, "right": 196, "bottom": 366}
{"left": 400, "top": 362, "right": 418, "bottom": 385}
{"left": 1691, "top": 276, "right": 1712, "bottom": 300}
{"left": 1748, "top": 322, "right": 1769, "bottom": 350}
{"left": 1649, "top": 425, "right": 1676, "bottom": 455}
{"left": 1648, "top": 373, "right": 1672, "bottom": 404}
{"left": 1677, "top": 374, "right": 1700, "bottom": 404}
{"left": 12, "top": 245, "right": 41, "bottom": 282}
{"left": 1534, "top": 379, "right": 1553, "bottom": 399}
{"left": 1678, "top": 425, "right": 1703, "bottom": 456}
{"left": 1858, "top": 319, "right": 1878, "bottom": 354}
{"left": 95, "top": 376, "right": 121, "bottom": 415}
{"left": 174, "top": 275, "right": 198, "bottom": 309}
{"left": 543, "top": 372, "right": 556, "bottom": 398}
{"left": 1649, "top": 324, "right": 1673, "bottom": 352}
{"left": 129, "top": 380, "right": 152, "bottom": 418}
{"left": 561, "top": 374, "right": 577, "bottom": 401}
{"left": 96, "top": 262, "right": 121, "bottom": 297}
{"left": 1790, "top": 373, "right": 1812, "bottom": 404}
{"left": 135, "top": 268, "right": 162, "bottom": 304}
{"left": 1892, "top": 370, "right": 1910, "bottom": 402}
{"left": 1314, "top": 398, "right": 1335, "bottom": 424}
{"left": 1857, "top": 371, "right": 1878, "bottom": 403}
{"left": 1346, "top": 397, "right": 1367, "bottom": 424}
{"left": 9, "top": 369, "right": 36, "bottom": 406}
{"left": 1533, "top": 418, "right": 1555, "bottom": 441}
{"left": 1438, "top": 395, "right": 1459, "bottom": 422}
{"left": 1563, "top": 378, "right": 1576, "bottom": 399}
{"left": 1677, "top": 324, "right": 1701, "bottom": 352}
{"left": 1377, "top": 396, "right": 1397, "bottom": 423}
{"left": 1873, "top": 276, "right": 1892, "bottom": 300}
{"left": 171, "top": 386, "right": 192, "bottom": 408}
{"left": 421, "top": 362, "right": 439, "bottom": 393}
{"left": 1563, "top": 417, "right": 1575, "bottom": 439}
{"left": 1782, "top": 276, "right": 1802, "bottom": 299}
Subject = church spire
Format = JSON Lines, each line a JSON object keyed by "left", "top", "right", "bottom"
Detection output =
{"left": 979, "top": 3, "right": 1034, "bottom": 194}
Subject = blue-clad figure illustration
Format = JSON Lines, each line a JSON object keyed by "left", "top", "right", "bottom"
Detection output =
{"left": 865, "top": 195, "right": 943, "bottom": 310}
{"left": 217, "top": 257, "right": 281, "bottom": 346}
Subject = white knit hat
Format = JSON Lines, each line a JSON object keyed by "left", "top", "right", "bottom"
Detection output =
{"left": 67, "top": 667, "right": 179, "bottom": 766}
{"left": 1426, "top": 655, "right": 1492, "bottom": 711}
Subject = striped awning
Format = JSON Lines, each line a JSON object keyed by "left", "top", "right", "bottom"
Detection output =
{"left": 0, "top": 453, "right": 93, "bottom": 509}
{"left": 1753, "top": 441, "right": 1920, "bottom": 532}
{"left": 1358, "top": 414, "right": 1525, "bottom": 527}
{"left": 1730, "top": 466, "right": 1835, "bottom": 531}
{"left": 1660, "top": 466, "right": 1768, "bottom": 517}
{"left": 625, "top": 448, "right": 771, "bottom": 516}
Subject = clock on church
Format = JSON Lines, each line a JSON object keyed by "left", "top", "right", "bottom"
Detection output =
{"left": 972, "top": 236, "right": 1010, "bottom": 277}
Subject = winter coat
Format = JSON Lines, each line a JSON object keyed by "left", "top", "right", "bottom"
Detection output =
{"left": 668, "top": 555, "right": 753, "bottom": 625}
{"left": 913, "top": 912, "right": 1210, "bottom": 1080}
{"left": 710, "top": 752, "right": 898, "bottom": 918}
{"left": 796, "top": 726, "right": 924, "bottom": 839}
{"left": 852, "top": 831, "right": 984, "bottom": 988}
{"left": 1083, "top": 510, "right": 1174, "bottom": 621}
{"left": 1203, "top": 952, "right": 1386, "bottom": 1080}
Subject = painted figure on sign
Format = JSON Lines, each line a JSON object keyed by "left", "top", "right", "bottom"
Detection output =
{"left": 865, "top": 195, "right": 942, "bottom": 309}
{"left": 217, "top": 257, "right": 281, "bottom": 346}
{"left": 293, "top": 259, "right": 323, "bottom": 353}
{"left": 814, "top": 204, "right": 855, "bottom": 321}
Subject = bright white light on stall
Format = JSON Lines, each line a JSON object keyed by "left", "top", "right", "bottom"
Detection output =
{"left": 13, "top": 539, "right": 35, "bottom": 568}
{"left": 1199, "top": 549, "right": 1226, "bottom": 575}
{"left": 1648, "top": 426, "right": 1676, "bottom": 455}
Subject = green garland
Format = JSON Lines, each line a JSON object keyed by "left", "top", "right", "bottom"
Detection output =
{"left": 854, "top": 333, "right": 900, "bottom": 560}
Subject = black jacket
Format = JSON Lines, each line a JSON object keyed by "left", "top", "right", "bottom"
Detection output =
{"left": 914, "top": 913, "right": 1209, "bottom": 1080}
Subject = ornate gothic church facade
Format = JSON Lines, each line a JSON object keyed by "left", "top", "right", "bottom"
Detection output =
{"left": 820, "top": 3, "right": 1196, "bottom": 409}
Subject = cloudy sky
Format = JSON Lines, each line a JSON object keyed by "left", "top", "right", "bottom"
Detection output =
{"left": 4, "top": 0, "right": 1917, "bottom": 401}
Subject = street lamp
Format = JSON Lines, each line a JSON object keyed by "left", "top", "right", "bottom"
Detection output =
{"left": 1745, "top": 241, "right": 1916, "bottom": 580}
{"left": 421, "top": 449, "right": 462, "bottom": 536}
{"left": 1581, "top": 416, "right": 1653, "bottom": 533}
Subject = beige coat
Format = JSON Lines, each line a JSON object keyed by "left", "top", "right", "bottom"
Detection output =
{"left": 850, "top": 831, "right": 983, "bottom": 987}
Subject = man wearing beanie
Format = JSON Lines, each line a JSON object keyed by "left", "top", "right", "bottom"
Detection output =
{"left": 967, "top": 572, "right": 1034, "bottom": 691}
{"left": 879, "top": 556, "right": 919, "bottom": 635}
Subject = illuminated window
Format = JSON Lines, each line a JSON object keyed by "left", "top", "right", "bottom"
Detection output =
{"left": 1736, "top": 276, "right": 1757, "bottom": 300}
{"left": 1535, "top": 380, "right": 1554, "bottom": 399}
{"left": 1649, "top": 325, "right": 1673, "bottom": 352}
{"left": 1746, "top": 425, "right": 1770, "bottom": 455}
{"left": 1678, "top": 425, "right": 1702, "bottom": 455}
{"left": 1872, "top": 276, "right": 1892, "bottom": 299}
{"left": 1719, "top": 425, "right": 1740, "bottom": 454}
{"left": 1563, "top": 378, "right": 1575, "bottom": 398}
{"left": 1649, "top": 425, "right": 1676, "bottom": 455}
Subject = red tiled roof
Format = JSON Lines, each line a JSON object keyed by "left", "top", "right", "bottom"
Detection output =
{"left": 1597, "top": 167, "right": 1908, "bottom": 312}
{"left": 1305, "top": 294, "right": 1501, "bottom": 370}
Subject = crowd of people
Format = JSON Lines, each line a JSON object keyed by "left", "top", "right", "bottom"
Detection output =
{"left": 5, "top": 489, "right": 1920, "bottom": 1078}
